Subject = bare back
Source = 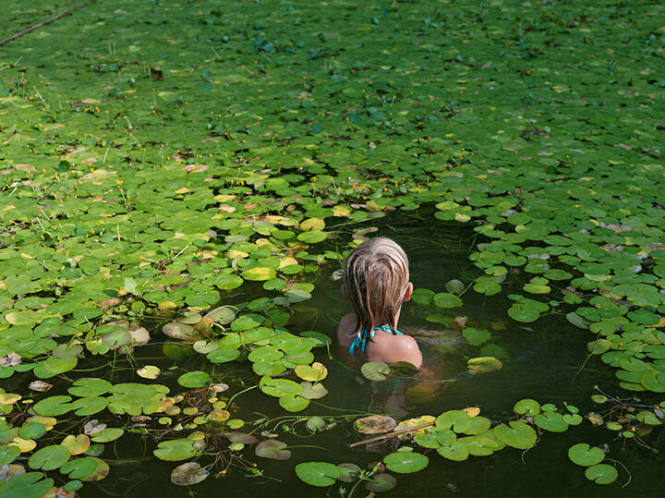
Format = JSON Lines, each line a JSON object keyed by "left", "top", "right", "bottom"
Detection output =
{"left": 336, "top": 313, "right": 423, "bottom": 369}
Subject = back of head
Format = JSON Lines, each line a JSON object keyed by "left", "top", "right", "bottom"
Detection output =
{"left": 343, "top": 237, "right": 410, "bottom": 335}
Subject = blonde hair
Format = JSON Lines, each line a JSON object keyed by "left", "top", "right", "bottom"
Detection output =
{"left": 343, "top": 237, "right": 410, "bottom": 337}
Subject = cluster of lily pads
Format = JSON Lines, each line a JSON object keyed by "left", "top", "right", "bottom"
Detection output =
{"left": 296, "top": 398, "right": 618, "bottom": 491}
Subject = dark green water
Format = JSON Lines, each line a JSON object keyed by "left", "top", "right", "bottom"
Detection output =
{"left": 72, "top": 210, "right": 665, "bottom": 497}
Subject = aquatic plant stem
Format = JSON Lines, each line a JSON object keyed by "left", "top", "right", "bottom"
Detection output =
{"left": 227, "top": 385, "right": 258, "bottom": 405}
{"left": 0, "top": 2, "right": 97, "bottom": 47}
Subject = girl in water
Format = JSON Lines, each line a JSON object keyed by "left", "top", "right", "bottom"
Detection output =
{"left": 336, "top": 237, "right": 423, "bottom": 369}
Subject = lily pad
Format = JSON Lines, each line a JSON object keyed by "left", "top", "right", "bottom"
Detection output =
{"left": 493, "top": 421, "right": 537, "bottom": 450}
{"left": 383, "top": 451, "right": 429, "bottom": 474}
{"left": 433, "top": 292, "right": 463, "bottom": 308}
{"left": 584, "top": 463, "right": 618, "bottom": 485}
{"left": 568, "top": 443, "right": 605, "bottom": 467}
{"left": 154, "top": 438, "right": 198, "bottom": 461}
{"left": 178, "top": 371, "right": 212, "bottom": 388}
{"left": 361, "top": 361, "right": 390, "bottom": 381}
{"left": 28, "top": 445, "right": 70, "bottom": 471}
{"left": 295, "top": 462, "right": 342, "bottom": 487}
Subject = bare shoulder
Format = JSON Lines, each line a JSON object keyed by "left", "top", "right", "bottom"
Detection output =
{"left": 369, "top": 333, "right": 423, "bottom": 369}
{"left": 336, "top": 313, "right": 358, "bottom": 347}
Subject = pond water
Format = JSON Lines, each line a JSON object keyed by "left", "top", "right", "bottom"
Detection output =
{"left": 66, "top": 210, "right": 664, "bottom": 497}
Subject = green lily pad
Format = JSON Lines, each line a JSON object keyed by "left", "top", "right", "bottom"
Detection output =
{"left": 568, "top": 443, "right": 605, "bottom": 467}
{"left": 584, "top": 463, "right": 618, "bottom": 485}
{"left": 513, "top": 398, "right": 541, "bottom": 416}
{"left": 473, "top": 277, "right": 501, "bottom": 296}
{"left": 383, "top": 451, "right": 429, "bottom": 474}
{"left": 361, "top": 361, "right": 390, "bottom": 381}
{"left": 154, "top": 438, "right": 198, "bottom": 461}
{"left": 0, "top": 472, "right": 54, "bottom": 498}
{"left": 279, "top": 395, "right": 310, "bottom": 412}
{"left": 68, "top": 378, "right": 112, "bottom": 397}
{"left": 230, "top": 314, "right": 264, "bottom": 332}
{"left": 28, "top": 445, "right": 70, "bottom": 471}
{"left": 33, "top": 395, "right": 74, "bottom": 416}
{"left": 534, "top": 412, "right": 569, "bottom": 432}
{"left": 259, "top": 377, "right": 302, "bottom": 398}
{"left": 178, "top": 371, "right": 212, "bottom": 388}
{"left": 89, "top": 428, "right": 124, "bottom": 443}
{"left": 433, "top": 292, "right": 463, "bottom": 308}
{"left": 462, "top": 328, "right": 492, "bottom": 346}
{"left": 437, "top": 443, "right": 469, "bottom": 461}
{"left": 295, "top": 462, "right": 342, "bottom": 487}
{"left": 493, "top": 421, "right": 537, "bottom": 450}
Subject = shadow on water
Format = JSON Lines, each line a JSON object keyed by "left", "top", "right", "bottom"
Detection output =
{"left": 81, "top": 209, "right": 664, "bottom": 497}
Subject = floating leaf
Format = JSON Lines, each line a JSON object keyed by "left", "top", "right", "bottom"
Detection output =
{"left": 473, "top": 277, "right": 501, "bottom": 296}
{"left": 433, "top": 292, "right": 463, "bottom": 308}
{"left": 295, "top": 362, "right": 327, "bottom": 382}
{"left": 89, "top": 428, "right": 124, "bottom": 443}
{"left": 299, "top": 382, "right": 328, "bottom": 400}
{"left": 279, "top": 395, "right": 310, "bottom": 412}
{"left": 568, "top": 443, "right": 605, "bottom": 467}
{"left": 493, "top": 422, "right": 537, "bottom": 450}
{"left": 361, "top": 362, "right": 390, "bottom": 381}
{"left": 242, "top": 267, "right": 277, "bottom": 281}
{"left": 28, "top": 445, "right": 70, "bottom": 471}
{"left": 462, "top": 328, "right": 491, "bottom": 346}
{"left": 259, "top": 377, "right": 302, "bottom": 398}
{"left": 383, "top": 451, "right": 429, "bottom": 474}
{"left": 61, "top": 435, "right": 91, "bottom": 456}
{"left": 178, "top": 371, "right": 212, "bottom": 388}
{"left": 534, "top": 412, "right": 569, "bottom": 432}
{"left": 584, "top": 463, "right": 618, "bottom": 485}
{"left": 154, "top": 439, "right": 198, "bottom": 461}
{"left": 68, "top": 378, "right": 112, "bottom": 398}
{"left": 0, "top": 472, "right": 54, "bottom": 497}
{"left": 513, "top": 399, "right": 541, "bottom": 416}
{"left": 295, "top": 462, "right": 341, "bottom": 487}
{"left": 137, "top": 365, "right": 161, "bottom": 379}
{"left": 33, "top": 395, "right": 73, "bottom": 417}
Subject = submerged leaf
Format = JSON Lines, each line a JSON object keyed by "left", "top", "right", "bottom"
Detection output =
{"left": 170, "top": 462, "right": 209, "bottom": 486}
